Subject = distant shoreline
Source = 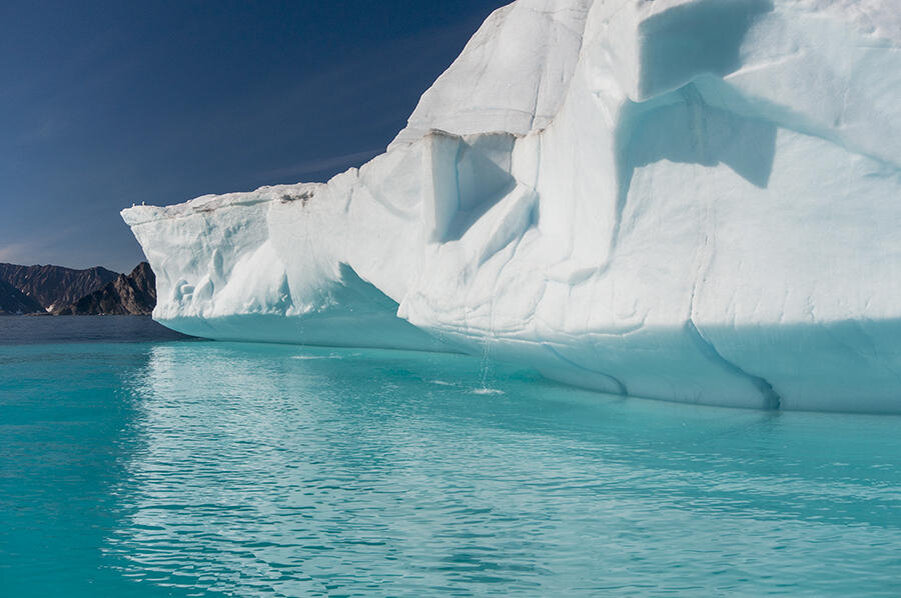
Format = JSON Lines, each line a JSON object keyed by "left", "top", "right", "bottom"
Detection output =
{"left": 0, "top": 262, "right": 155, "bottom": 316}
{"left": 9, "top": 313, "right": 155, "bottom": 317}
{"left": 0, "top": 313, "right": 193, "bottom": 345}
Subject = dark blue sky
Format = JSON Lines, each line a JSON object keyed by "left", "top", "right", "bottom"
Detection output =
{"left": 0, "top": 1, "right": 507, "bottom": 272}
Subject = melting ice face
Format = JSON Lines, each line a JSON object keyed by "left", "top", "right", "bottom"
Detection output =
{"left": 123, "top": 0, "right": 901, "bottom": 413}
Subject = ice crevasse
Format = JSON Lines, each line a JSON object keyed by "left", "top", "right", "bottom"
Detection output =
{"left": 122, "top": 0, "right": 901, "bottom": 413}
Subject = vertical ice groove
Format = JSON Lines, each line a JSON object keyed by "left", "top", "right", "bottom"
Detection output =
{"left": 684, "top": 319, "right": 783, "bottom": 410}
{"left": 544, "top": 343, "right": 629, "bottom": 396}
{"left": 681, "top": 146, "right": 781, "bottom": 410}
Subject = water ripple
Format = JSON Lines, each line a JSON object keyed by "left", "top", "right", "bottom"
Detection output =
{"left": 2, "top": 340, "right": 901, "bottom": 595}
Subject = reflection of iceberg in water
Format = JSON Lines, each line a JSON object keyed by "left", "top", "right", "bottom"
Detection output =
{"left": 112, "top": 343, "right": 328, "bottom": 593}
{"left": 122, "top": 0, "right": 901, "bottom": 413}
{"left": 103, "top": 341, "right": 901, "bottom": 595}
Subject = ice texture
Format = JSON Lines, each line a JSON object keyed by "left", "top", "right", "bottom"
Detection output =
{"left": 122, "top": 0, "right": 901, "bottom": 413}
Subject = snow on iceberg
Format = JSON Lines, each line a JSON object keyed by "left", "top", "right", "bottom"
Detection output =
{"left": 122, "top": 0, "right": 901, "bottom": 413}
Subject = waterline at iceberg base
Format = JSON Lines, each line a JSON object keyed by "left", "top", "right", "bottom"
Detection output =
{"left": 123, "top": 0, "right": 901, "bottom": 413}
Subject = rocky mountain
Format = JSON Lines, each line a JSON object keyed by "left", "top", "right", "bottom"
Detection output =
{"left": 0, "top": 263, "right": 118, "bottom": 311}
{"left": 0, "top": 278, "right": 45, "bottom": 315}
{"left": 55, "top": 262, "right": 156, "bottom": 315}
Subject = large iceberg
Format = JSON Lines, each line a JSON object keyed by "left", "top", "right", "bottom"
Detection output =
{"left": 123, "top": 0, "right": 901, "bottom": 413}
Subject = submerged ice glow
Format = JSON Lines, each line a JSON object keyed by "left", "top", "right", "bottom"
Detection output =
{"left": 123, "top": 0, "right": 901, "bottom": 412}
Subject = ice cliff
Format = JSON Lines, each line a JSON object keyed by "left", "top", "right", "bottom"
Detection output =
{"left": 122, "top": 0, "right": 901, "bottom": 413}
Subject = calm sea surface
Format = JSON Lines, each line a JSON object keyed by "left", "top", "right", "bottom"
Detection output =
{"left": 1, "top": 316, "right": 900, "bottom": 596}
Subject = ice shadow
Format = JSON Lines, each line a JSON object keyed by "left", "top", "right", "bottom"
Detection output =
{"left": 438, "top": 133, "right": 518, "bottom": 243}
{"left": 609, "top": 83, "right": 778, "bottom": 254}
{"left": 637, "top": 0, "right": 774, "bottom": 98}
{"left": 624, "top": 84, "right": 778, "bottom": 189}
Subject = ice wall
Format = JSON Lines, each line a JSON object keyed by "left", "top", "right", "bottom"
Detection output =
{"left": 123, "top": 0, "right": 901, "bottom": 413}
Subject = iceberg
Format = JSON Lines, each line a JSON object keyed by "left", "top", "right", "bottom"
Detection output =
{"left": 122, "top": 0, "right": 901, "bottom": 413}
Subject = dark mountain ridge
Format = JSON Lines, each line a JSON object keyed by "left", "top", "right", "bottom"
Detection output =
{"left": 55, "top": 262, "right": 156, "bottom": 316}
{"left": 0, "top": 278, "right": 45, "bottom": 315}
{"left": 0, "top": 263, "right": 119, "bottom": 311}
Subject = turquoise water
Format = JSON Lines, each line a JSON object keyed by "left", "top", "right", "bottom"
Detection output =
{"left": 1, "top": 318, "right": 900, "bottom": 596}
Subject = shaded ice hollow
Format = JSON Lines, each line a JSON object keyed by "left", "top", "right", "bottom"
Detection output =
{"left": 122, "top": 0, "right": 901, "bottom": 413}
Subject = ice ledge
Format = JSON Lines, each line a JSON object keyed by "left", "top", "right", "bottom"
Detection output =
{"left": 122, "top": 183, "right": 324, "bottom": 226}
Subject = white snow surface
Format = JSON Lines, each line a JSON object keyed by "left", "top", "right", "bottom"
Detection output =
{"left": 123, "top": 0, "right": 901, "bottom": 413}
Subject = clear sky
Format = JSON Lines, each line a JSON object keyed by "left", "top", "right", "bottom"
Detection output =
{"left": 0, "top": 1, "right": 508, "bottom": 272}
